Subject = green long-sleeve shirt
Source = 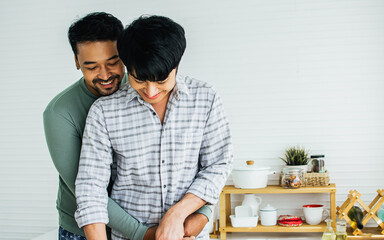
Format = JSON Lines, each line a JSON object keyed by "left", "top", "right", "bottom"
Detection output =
{"left": 43, "top": 75, "right": 211, "bottom": 239}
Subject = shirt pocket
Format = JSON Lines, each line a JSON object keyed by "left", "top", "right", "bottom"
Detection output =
{"left": 173, "top": 131, "right": 203, "bottom": 170}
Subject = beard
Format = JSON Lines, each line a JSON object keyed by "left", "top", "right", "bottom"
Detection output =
{"left": 92, "top": 74, "right": 122, "bottom": 96}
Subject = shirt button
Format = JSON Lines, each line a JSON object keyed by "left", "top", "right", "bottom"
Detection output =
{"left": 162, "top": 160, "right": 165, "bottom": 164}
{"left": 153, "top": 112, "right": 156, "bottom": 116}
{"left": 163, "top": 185, "right": 167, "bottom": 188}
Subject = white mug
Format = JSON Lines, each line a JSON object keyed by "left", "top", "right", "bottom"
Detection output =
{"left": 303, "top": 204, "right": 329, "bottom": 225}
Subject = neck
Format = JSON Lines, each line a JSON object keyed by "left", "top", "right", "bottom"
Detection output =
{"left": 152, "top": 93, "right": 171, "bottom": 124}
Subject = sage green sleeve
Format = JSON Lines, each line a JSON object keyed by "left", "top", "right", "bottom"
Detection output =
{"left": 43, "top": 109, "right": 148, "bottom": 240}
{"left": 194, "top": 205, "right": 212, "bottom": 222}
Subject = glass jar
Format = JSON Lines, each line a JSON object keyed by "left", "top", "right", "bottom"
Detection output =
{"left": 336, "top": 221, "right": 347, "bottom": 240}
{"left": 281, "top": 167, "right": 303, "bottom": 189}
{"left": 311, "top": 155, "right": 325, "bottom": 173}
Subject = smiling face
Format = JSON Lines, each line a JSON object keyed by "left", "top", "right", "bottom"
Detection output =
{"left": 75, "top": 40, "right": 125, "bottom": 96}
{"left": 128, "top": 68, "right": 177, "bottom": 105}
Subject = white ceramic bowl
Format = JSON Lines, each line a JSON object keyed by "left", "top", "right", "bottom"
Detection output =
{"left": 231, "top": 166, "right": 275, "bottom": 189}
{"left": 230, "top": 215, "right": 259, "bottom": 228}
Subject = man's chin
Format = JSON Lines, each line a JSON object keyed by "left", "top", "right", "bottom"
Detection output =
{"left": 97, "top": 86, "right": 119, "bottom": 96}
{"left": 97, "top": 81, "right": 121, "bottom": 96}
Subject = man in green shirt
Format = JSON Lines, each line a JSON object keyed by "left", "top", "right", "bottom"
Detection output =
{"left": 43, "top": 12, "right": 211, "bottom": 240}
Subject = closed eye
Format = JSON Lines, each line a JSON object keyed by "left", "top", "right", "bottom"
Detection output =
{"left": 134, "top": 79, "right": 146, "bottom": 84}
{"left": 86, "top": 66, "right": 97, "bottom": 70}
{"left": 157, "top": 80, "right": 167, "bottom": 84}
{"left": 108, "top": 60, "right": 120, "bottom": 66}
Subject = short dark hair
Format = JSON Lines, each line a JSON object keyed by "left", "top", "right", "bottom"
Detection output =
{"left": 68, "top": 12, "right": 123, "bottom": 56}
{"left": 117, "top": 15, "right": 186, "bottom": 82}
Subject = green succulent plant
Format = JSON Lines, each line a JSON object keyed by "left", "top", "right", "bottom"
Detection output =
{"left": 280, "top": 146, "right": 310, "bottom": 165}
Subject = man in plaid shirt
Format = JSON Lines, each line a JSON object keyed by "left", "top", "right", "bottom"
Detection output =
{"left": 75, "top": 15, "right": 233, "bottom": 240}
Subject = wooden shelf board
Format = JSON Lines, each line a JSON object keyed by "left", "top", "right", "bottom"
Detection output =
{"left": 221, "top": 222, "right": 326, "bottom": 233}
{"left": 346, "top": 227, "right": 384, "bottom": 239}
{"left": 222, "top": 184, "right": 336, "bottom": 194}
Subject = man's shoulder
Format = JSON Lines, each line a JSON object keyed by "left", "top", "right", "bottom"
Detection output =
{"left": 44, "top": 78, "right": 91, "bottom": 118}
{"left": 179, "top": 75, "right": 217, "bottom": 100}
{"left": 181, "top": 75, "right": 214, "bottom": 90}
{"left": 44, "top": 80, "right": 79, "bottom": 111}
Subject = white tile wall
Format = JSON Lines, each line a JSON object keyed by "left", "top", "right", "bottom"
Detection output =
{"left": 0, "top": 0, "right": 383, "bottom": 239}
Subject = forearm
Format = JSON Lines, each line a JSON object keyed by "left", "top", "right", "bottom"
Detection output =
{"left": 184, "top": 213, "right": 209, "bottom": 237}
{"left": 183, "top": 205, "right": 212, "bottom": 237}
{"left": 165, "top": 193, "right": 206, "bottom": 221}
{"left": 156, "top": 194, "right": 206, "bottom": 240}
{"left": 144, "top": 208, "right": 209, "bottom": 240}
{"left": 83, "top": 223, "right": 107, "bottom": 240}
{"left": 107, "top": 197, "right": 149, "bottom": 240}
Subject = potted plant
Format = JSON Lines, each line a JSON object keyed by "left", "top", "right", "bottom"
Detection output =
{"left": 280, "top": 146, "right": 310, "bottom": 173}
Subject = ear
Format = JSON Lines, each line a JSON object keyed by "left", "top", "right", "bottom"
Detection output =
{"left": 74, "top": 55, "right": 80, "bottom": 70}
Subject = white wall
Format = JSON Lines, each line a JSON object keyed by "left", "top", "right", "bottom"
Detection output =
{"left": 0, "top": 0, "right": 383, "bottom": 239}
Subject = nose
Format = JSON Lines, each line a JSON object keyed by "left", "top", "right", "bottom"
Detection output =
{"left": 98, "top": 65, "right": 110, "bottom": 80}
{"left": 146, "top": 82, "right": 159, "bottom": 97}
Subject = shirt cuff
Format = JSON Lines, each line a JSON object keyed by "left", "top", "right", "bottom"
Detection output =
{"left": 194, "top": 205, "right": 213, "bottom": 222}
{"left": 186, "top": 179, "right": 220, "bottom": 205}
{"left": 75, "top": 208, "right": 109, "bottom": 228}
{"left": 133, "top": 224, "right": 149, "bottom": 240}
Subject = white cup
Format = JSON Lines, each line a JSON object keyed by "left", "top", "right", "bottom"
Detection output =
{"left": 303, "top": 204, "right": 329, "bottom": 225}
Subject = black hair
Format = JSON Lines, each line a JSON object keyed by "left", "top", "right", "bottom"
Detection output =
{"left": 117, "top": 15, "right": 186, "bottom": 82}
{"left": 68, "top": 12, "right": 123, "bottom": 56}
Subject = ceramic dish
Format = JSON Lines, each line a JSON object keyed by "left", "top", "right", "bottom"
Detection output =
{"left": 235, "top": 205, "right": 253, "bottom": 217}
{"left": 230, "top": 215, "right": 259, "bottom": 228}
{"left": 231, "top": 165, "right": 275, "bottom": 189}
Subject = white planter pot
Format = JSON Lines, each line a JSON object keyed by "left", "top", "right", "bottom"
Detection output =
{"left": 284, "top": 165, "right": 308, "bottom": 173}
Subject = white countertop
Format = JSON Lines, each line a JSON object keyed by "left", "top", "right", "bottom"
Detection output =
{"left": 31, "top": 228, "right": 323, "bottom": 240}
{"left": 217, "top": 232, "right": 322, "bottom": 240}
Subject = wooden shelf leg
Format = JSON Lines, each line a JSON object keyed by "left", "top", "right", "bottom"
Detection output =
{"left": 220, "top": 231, "right": 226, "bottom": 240}
{"left": 219, "top": 191, "right": 227, "bottom": 240}
{"left": 219, "top": 191, "right": 231, "bottom": 240}
{"left": 225, "top": 194, "right": 231, "bottom": 224}
{"left": 330, "top": 191, "right": 336, "bottom": 229}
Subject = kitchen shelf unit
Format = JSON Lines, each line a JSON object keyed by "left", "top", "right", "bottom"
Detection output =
{"left": 219, "top": 184, "right": 336, "bottom": 240}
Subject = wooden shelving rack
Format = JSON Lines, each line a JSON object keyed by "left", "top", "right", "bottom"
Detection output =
{"left": 336, "top": 189, "right": 384, "bottom": 237}
{"left": 218, "top": 184, "right": 336, "bottom": 240}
